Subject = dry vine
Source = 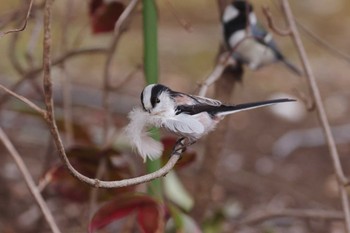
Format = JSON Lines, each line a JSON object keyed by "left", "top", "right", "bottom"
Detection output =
{"left": 262, "top": 0, "right": 350, "bottom": 231}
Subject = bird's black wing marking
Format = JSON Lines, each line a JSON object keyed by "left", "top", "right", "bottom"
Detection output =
{"left": 176, "top": 104, "right": 220, "bottom": 116}
{"left": 176, "top": 98, "right": 296, "bottom": 116}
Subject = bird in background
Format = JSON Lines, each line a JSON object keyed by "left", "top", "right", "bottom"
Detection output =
{"left": 125, "top": 84, "right": 295, "bottom": 161}
{"left": 222, "top": 0, "right": 302, "bottom": 76}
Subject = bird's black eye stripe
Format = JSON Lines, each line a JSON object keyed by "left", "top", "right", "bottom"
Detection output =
{"left": 150, "top": 84, "right": 168, "bottom": 107}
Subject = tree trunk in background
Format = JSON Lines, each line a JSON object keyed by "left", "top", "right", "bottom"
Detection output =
{"left": 192, "top": 66, "right": 242, "bottom": 222}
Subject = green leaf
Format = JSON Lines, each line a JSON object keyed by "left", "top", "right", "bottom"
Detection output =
{"left": 164, "top": 171, "right": 194, "bottom": 211}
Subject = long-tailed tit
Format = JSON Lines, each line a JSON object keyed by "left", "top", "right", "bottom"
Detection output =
{"left": 222, "top": 0, "right": 301, "bottom": 75}
{"left": 125, "top": 84, "right": 295, "bottom": 161}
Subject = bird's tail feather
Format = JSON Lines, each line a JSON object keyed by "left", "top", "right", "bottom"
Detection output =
{"left": 282, "top": 59, "right": 303, "bottom": 77}
{"left": 216, "top": 98, "right": 296, "bottom": 117}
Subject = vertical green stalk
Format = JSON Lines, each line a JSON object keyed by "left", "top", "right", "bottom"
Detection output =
{"left": 142, "top": 0, "right": 162, "bottom": 199}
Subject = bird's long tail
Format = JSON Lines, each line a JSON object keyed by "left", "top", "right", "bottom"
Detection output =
{"left": 282, "top": 59, "right": 303, "bottom": 77}
{"left": 216, "top": 98, "right": 296, "bottom": 117}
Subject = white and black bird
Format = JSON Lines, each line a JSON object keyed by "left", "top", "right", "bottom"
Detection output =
{"left": 125, "top": 84, "right": 295, "bottom": 161}
{"left": 222, "top": 0, "right": 301, "bottom": 75}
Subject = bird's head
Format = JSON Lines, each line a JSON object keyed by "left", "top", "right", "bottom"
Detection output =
{"left": 140, "top": 84, "right": 175, "bottom": 116}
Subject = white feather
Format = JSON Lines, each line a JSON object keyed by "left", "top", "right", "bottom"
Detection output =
{"left": 125, "top": 108, "right": 164, "bottom": 162}
{"left": 222, "top": 5, "right": 239, "bottom": 23}
{"left": 160, "top": 114, "right": 204, "bottom": 135}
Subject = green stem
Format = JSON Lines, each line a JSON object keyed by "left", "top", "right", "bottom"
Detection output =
{"left": 142, "top": 0, "right": 162, "bottom": 199}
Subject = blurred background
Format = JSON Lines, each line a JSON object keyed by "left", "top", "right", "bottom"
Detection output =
{"left": 0, "top": 0, "right": 350, "bottom": 232}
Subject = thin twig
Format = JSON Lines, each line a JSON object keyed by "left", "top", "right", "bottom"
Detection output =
{"left": 8, "top": 30, "right": 25, "bottom": 75}
{"left": 103, "top": 0, "right": 139, "bottom": 143}
{"left": 164, "top": 0, "right": 193, "bottom": 32}
{"left": 296, "top": 21, "right": 350, "bottom": 64}
{"left": 0, "top": 0, "right": 34, "bottom": 37}
{"left": 0, "top": 83, "right": 46, "bottom": 117}
{"left": 198, "top": 52, "right": 234, "bottom": 96}
{"left": 30, "top": 47, "right": 108, "bottom": 78}
{"left": 0, "top": 47, "right": 107, "bottom": 108}
{"left": 236, "top": 208, "right": 344, "bottom": 227}
{"left": 280, "top": 0, "right": 350, "bottom": 232}
{"left": 0, "top": 9, "right": 20, "bottom": 30}
{"left": 25, "top": 10, "right": 42, "bottom": 68}
{"left": 0, "top": 127, "right": 61, "bottom": 233}
{"left": 262, "top": 6, "right": 291, "bottom": 36}
{"left": 108, "top": 64, "right": 142, "bottom": 91}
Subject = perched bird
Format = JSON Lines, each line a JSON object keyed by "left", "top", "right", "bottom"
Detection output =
{"left": 125, "top": 84, "right": 295, "bottom": 161}
{"left": 222, "top": 0, "right": 301, "bottom": 75}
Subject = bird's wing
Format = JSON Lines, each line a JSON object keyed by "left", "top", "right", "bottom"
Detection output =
{"left": 161, "top": 114, "right": 204, "bottom": 135}
{"left": 251, "top": 21, "right": 283, "bottom": 58}
{"left": 251, "top": 21, "right": 268, "bottom": 42}
{"left": 172, "top": 92, "right": 222, "bottom": 106}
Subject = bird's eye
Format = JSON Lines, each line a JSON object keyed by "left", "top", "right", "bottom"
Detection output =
{"left": 156, "top": 98, "right": 160, "bottom": 103}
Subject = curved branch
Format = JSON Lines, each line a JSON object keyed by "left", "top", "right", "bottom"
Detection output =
{"left": 0, "top": 127, "right": 61, "bottom": 233}
{"left": 280, "top": 0, "right": 350, "bottom": 232}
{"left": 0, "top": 0, "right": 34, "bottom": 37}
{"left": 41, "top": 0, "right": 181, "bottom": 188}
{"left": 262, "top": 6, "right": 291, "bottom": 36}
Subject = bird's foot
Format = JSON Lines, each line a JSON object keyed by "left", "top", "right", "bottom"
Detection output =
{"left": 172, "top": 138, "right": 196, "bottom": 156}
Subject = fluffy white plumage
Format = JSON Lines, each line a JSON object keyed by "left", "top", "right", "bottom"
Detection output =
{"left": 125, "top": 107, "right": 164, "bottom": 162}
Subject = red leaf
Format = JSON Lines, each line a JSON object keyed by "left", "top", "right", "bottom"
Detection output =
{"left": 41, "top": 146, "right": 134, "bottom": 202}
{"left": 137, "top": 205, "right": 162, "bottom": 233}
{"left": 89, "top": 193, "right": 163, "bottom": 233}
{"left": 89, "top": 0, "right": 125, "bottom": 34}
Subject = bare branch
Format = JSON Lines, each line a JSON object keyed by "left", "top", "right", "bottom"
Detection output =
{"left": 280, "top": 0, "right": 350, "bottom": 231}
{"left": 198, "top": 52, "right": 235, "bottom": 96}
{"left": 40, "top": 0, "right": 182, "bottom": 188}
{"left": 236, "top": 208, "right": 344, "bottom": 227}
{"left": 8, "top": 30, "right": 25, "bottom": 75}
{"left": 103, "top": 0, "right": 139, "bottom": 143}
{"left": 0, "top": 82, "right": 46, "bottom": 117}
{"left": 29, "top": 47, "right": 108, "bottom": 78}
{"left": 0, "top": 0, "right": 34, "bottom": 37}
{"left": 164, "top": 0, "right": 193, "bottom": 32}
{"left": 108, "top": 64, "right": 142, "bottom": 91}
{"left": 0, "top": 127, "right": 61, "bottom": 233}
{"left": 0, "top": 47, "right": 107, "bottom": 108}
{"left": 262, "top": 6, "right": 291, "bottom": 36}
{"left": 296, "top": 21, "right": 350, "bottom": 63}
